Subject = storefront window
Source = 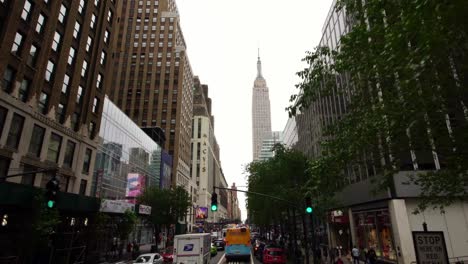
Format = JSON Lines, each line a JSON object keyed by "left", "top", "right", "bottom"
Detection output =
{"left": 354, "top": 209, "right": 396, "bottom": 261}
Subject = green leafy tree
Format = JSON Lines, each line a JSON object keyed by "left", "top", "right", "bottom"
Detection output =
{"left": 117, "top": 210, "right": 137, "bottom": 241}
{"left": 246, "top": 144, "right": 310, "bottom": 226}
{"left": 289, "top": 0, "right": 468, "bottom": 211}
{"left": 138, "top": 186, "right": 191, "bottom": 244}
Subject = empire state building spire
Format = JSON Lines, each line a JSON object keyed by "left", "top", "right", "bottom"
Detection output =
{"left": 257, "top": 48, "right": 263, "bottom": 78}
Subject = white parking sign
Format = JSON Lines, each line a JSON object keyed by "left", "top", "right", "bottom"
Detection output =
{"left": 412, "top": 231, "right": 449, "bottom": 264}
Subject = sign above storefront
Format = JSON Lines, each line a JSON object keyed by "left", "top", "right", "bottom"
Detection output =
{"left": 100, "top": 199, "right": 135, "bottom": 213}
{"left": 412, "top": 231, "right": 449, "bottom": 264}
{"left": 138, "top": 204, "right": 152, "bottom": 215}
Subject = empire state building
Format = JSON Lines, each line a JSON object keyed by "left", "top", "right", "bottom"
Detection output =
{"left": 252, "top": 53, "right": 272, "bottom": 161}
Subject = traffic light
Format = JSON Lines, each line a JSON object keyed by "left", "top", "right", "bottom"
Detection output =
{"left": 45, "top": 177, "right": 60, "bottom": 209}
{"left": 305, "top": 196, "right": 313, "bottom": 214}
{"left": 211, "top": 192, "right": 218, "bottom": 211}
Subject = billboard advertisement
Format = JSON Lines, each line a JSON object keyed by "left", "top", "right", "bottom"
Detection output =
{"left": 160, "top": 151, "right": 172, "bottom": 189}
{"left": 195, "top": 207, "right": 208, "bottom": 219}
{"left": 126, "top": 173, "right": 146, "bottom": 198}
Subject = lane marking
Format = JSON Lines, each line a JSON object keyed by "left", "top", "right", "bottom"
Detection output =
{"left": 217, "top": 253, "right": 225, "bottom": 264}
{"left": 250, "top": 252, "right": 254, "bottom": 264}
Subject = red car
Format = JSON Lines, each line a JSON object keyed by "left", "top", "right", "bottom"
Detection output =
{"left": 262, "top": 248, "right": 286, "bottom": 264}
{"left": 161, "top": 247, "right": 173, "bottom": 263}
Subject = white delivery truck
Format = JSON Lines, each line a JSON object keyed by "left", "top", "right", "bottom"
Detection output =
{"left": 173, "top": 233, "right": 211, "bottom": 264}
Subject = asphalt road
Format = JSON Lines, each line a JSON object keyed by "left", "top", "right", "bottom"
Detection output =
{"left": 209, "top": 249, "right": 262, "bottom": 264}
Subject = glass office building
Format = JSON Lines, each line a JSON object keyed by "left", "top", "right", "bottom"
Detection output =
{"left": 92, "top": 97, "right": 162, "bottom": 199}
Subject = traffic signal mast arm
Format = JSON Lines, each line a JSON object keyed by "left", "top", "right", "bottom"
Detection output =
{"left": 214, "top": 186, "right": 299, "bottom": 208}
{"left": 1, "top": 168, "right": 58, "bottom": 179}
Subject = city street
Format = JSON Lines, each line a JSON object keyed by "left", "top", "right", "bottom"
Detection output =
{"left": 209, "top": 250, "right": 260, "bottom": 264}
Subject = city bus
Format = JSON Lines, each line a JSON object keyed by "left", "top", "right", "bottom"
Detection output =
{"left": 224, "top": 226, "right": 251, "bottom": 262}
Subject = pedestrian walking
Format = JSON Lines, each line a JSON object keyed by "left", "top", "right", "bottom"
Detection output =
{"left": 352, "top": 245, "right": 360, "bottom": 264}
{"left": 323, "top": 246, "right": 329, "bottom": 264}
{"left": 368, "top": 248, "right": 377, "bottom": 264}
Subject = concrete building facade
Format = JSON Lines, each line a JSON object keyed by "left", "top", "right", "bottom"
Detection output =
{"left": 282, "top": 117, "right": 298, "bottom": 149}
{"left": 258, "top": 131, "right": 282, "bottom": 161}
{"left": 109, "top": 0, "right": 193, "bottom": 188}
{"left": 191, "top": 77, "right": 227, "bottom": 225}
{"left": 252, "top": 53, "right": 272, "bottom": 161}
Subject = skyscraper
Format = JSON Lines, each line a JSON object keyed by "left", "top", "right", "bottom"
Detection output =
{"left": 252, "top": 52, "right": 272, "bottom": 161}
{"left": 0, "top": 0, "right": 116, "bottom": 195}
{"left": 110, "top": 0, "right": 194, "bottom": 187}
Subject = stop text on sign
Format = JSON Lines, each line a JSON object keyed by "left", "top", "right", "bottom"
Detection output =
{"left": 412, "top": 231, "right": 449, "bottom": 264}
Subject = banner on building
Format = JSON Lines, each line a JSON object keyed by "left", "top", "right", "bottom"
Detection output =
{"left": 195, "top": 207, "right": 208, "bottom": 219}
{"left": 100, "top": 199, "right": 135, "bottom": 213}
{"left": 126, "top": 173, "right": 146, "bottom": 197}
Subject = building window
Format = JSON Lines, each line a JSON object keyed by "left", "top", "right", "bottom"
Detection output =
{"left": 28, "top": 124, "right": 45, "bottom": 157}
{"left": 81, "top": 60, "right": 88, "bottom": 77}
{"left": 47, "top": 133, "right": 62, "bottom": 163}
{"left": 11, "top": 32, "right": 24, "bottom": 55}
{"left": 58, "top": 4, "right": 67, "bottom": 24}
{"left": 62, "top": 74, "right": 70, "bottom": 94}
{"left": 100, "top": 51, "right": 106, "bottom": 65}
{"left": 197, "top": 118, "right": 201, "bottom": 138}
{"left": 79, "top": 179, "right": 87, "bottom": 195}
{"left": 6, "top": 113, "right": 25, "bottom": 149}
{"left": 2, "top": 67, "right": 15, "bottom": 93}
{"left": 96, "top": 74, "right": 102, "bottom": 89}
{"left": 92, "top": 97, "right": 99, "bottom": 113}
{"left": 21, "top": 0, "right": 32, "bottom": 21}
{"left": 45, "top": 60, "right": 55, "bottom": 81}
{"left": 71, "top": 113, "right": 80, "bottom": 131}
{"left": 73, "top": 21, "right": 81, "bottom": 39}
{"left": 27, "top": 44, "right": 39, "bottom": 66}
{"left": 107, "top": 10, "right": 113, "bottom": 23}
{"left": 63, "top": 141, "right": 75, "bottom": 168}
{"left": 86, "top": 36, "right": 92, "bottom": 52}
{"left": 77, "top": 85, "right": 84, "bottom": 104}
{"left": 68, "top": 47, "right": 75, "bottom": 65}
{"left": 0, "top": 156, "right": 10, "bottom": 182}
{"left": 56, "top": 103, "right": 65, "bottom": 123}
{"left": 104, "top": 30, "right": 109, "bottom": 44}
{"left": 90, "top": 13, "right": 96, "bottom": 29}
{"left": 19, "top": 78, "right": 30, "bottom": 102}
{"left": 21, "top": 164, "right": 36, "bottom": 185}
{"left": 51, "top": 31, "right": 61, "bottom": 51}
{"left": 89, "top": 121, "right": 96, "bottom": 138}
{"left": 78, "top": 0, "right": 85, "bottom": 14}
{"left": 0, "top": 106, "right": 7, "bottom": 136}
{"left": 38, "top": 92, "right": 49, "bottom": 114}
{"left": 82, "top": 148, "right": 92, "bottom": 174}
{"left": 36, "top": 14, "right": 46, "bottom": 33}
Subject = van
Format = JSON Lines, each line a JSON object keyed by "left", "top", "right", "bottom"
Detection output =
{"left": 173, "top": 233, "right": 211, "bottom": 264}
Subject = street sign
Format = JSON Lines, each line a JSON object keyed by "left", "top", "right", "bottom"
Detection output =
{"left": 412, "top": 231, "right": 449, "bottom": 264}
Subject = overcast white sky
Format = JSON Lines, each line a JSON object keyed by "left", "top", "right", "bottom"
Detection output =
{"left": 177, "top": 0, "right": 334, "bottom": 220}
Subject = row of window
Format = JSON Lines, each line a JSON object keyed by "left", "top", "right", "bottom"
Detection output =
{"left": 0, "top": 107, "right": 92, "bottom": 174}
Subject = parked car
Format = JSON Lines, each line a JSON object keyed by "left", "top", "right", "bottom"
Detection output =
{"left": 134, "top": 253, "right": 164, "bottom": 264}
{"left": 262, "top": 248, "right": 286, "bottom": 264}
{"left": 210, "top": 243, "right": 218, "bottom": 256}
{"left": 213, "top": 239, "right": 225, "bottom": 250}
{"left": 161, "top": 247, "right": 174, "bottom": 263}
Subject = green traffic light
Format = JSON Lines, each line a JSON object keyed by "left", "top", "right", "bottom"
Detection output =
{"left": 306, "top": 207, "right": 313, "bottom": 214}
{"left": 211, "top": 204, "right": 218, "bottom": 211}
{"left": 47, "top": 200, "right": 55, "bottom": 208}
